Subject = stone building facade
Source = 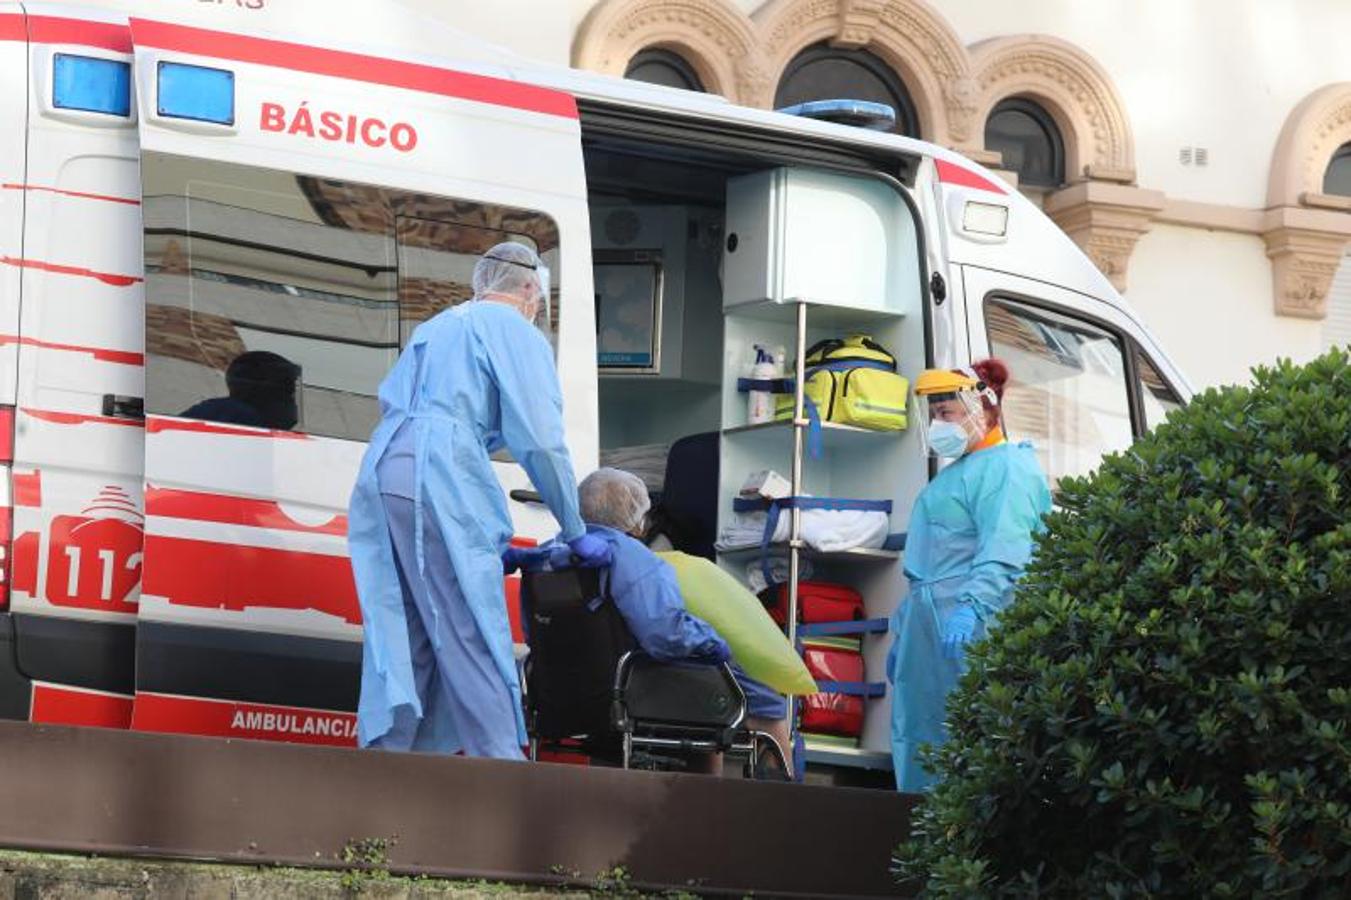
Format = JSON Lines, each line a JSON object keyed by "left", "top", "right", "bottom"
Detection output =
{"left": 415, "top": 0, "right": 1351, "bottom": 389}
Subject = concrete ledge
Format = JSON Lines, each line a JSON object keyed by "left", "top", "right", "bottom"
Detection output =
{"left": 0, "top": 723, "right": 916, "bottom": 899}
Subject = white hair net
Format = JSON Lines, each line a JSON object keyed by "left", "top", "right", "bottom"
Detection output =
{"left": 579, "top": 467, "right": 651, "bottom": 533}
{"left": 472, "top": 241, "right": 544, "bottom": 305}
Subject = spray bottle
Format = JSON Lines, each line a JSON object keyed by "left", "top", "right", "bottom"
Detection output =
{"left": 747, "top": 345, "right": 777, "bottom": 424}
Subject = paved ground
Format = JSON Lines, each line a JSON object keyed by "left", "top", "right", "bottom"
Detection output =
{"left": 0, "top": 851, "right": 684, "bottom": 899}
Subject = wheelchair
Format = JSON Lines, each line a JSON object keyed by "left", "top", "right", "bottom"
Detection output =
{"left": 518, "top": 556, "right": 789, "bottom": 779}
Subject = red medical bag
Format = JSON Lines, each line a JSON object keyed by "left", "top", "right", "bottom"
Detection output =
{"left": 800, "top": 637, "right": 865, "bottom": 738}
{"left": 766, "top": 581, "right": 864, "bottom": 625}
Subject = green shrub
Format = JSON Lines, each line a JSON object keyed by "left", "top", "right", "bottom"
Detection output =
{"left": 896, "top": 348, "right": 1351, "bottom": 897}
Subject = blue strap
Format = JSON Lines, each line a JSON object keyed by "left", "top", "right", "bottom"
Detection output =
{"left": 735, "top": 377, "right": 795, "bottom": 394}
{"left": 797, "top": 619, "right": 889, "bottom": 637}
{"left": 802, "top": 394, "right": 823, "bottom": 458}
{"left": 805, "top": 359, "right": 894, "bottom": 376}
{"left": 732, "top": 496, "right": 893, "bottom": 514}
{"left": 732, "top": 496, "right": 894, "bottom": 587}
{"left": 882, "top": 532, "right": 907, "bottom": 552}
{"left": 760, "top": 501, "right": 784, "bottom": 588}
{"left": 812, "top": 680, "right": 887, "bottom": 698}
{"left": 735, "top": 377, "right": 823, "bottom": 457}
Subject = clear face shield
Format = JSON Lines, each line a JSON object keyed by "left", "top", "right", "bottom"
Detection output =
{"left": 533, "top": 263, "right": 553, "bottom": 337}
{"left": 913, "top": 390, "right": 989, "bottom": 458}
{"left": 479, "top": 253, "right": 553, "bottom": 341}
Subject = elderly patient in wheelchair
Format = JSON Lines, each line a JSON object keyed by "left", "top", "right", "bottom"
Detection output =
{"left": 511, "top": 468, "right": 791, "bottom": 779}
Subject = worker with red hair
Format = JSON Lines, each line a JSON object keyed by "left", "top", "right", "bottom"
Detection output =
{"left": 887, "top": 358, "right": 1052, "bottom": 791}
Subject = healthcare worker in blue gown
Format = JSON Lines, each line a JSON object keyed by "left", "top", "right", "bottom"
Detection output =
{"left": 348, "top": 242, "right": 609, "bottom": 760}
{"left": 888, "top": 358, "right": 1052, "bottom": 791}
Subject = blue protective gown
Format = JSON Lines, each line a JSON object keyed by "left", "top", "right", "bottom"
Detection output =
{"left": 587, "top": 525, "right": 787, "bottom": 719}
{"left": 887, "top": 440, "right": 1051, "bottom": 791}
{"left": 348, "top": 301, "right": 585, "bottom": 757}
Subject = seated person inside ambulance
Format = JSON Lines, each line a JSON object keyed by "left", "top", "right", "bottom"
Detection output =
{"left": 180, "top": 350, "right": 302, "bottom": 431}
{"left": 887, "top": 359, "right": 1052, "bottom": 792}
{"left": 575, "top": 467, "right": 793, "bottom": 775}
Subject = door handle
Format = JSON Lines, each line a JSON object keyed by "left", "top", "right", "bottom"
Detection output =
{"left": 509, "top": 489, "right": 543, "bottom": 505}
{"left": 101, "top": 394, "right": 145, "bottom": 421}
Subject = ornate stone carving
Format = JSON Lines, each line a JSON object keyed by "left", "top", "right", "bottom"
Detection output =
{"left": 1262, "top": 83, "right": 1351, "bottom": 319}
{"left": 834, "top": 0, "right": 885, "bottom": 49}
{"left": 1044, "top": 182, "right": 1165, "bottom": 293}
{"left": 1269, "top": 84, "right": 1351, "bottom": 208}
{"left": 574, "top": 2, "right": 1148, "bottom": 292}
{"left": 969, "top": 36, "right": 1135, "bottom": 182}
{"left": 733, "top": 55, "right": 774, "bottom": 107}
{"left": 1261, "top": 213, "right": 1351, "bottom": 319}
{"left": 572, "top": 0, "right": 761, "bottom": 101}
{"left": 943, "top": 76, "right": 980, "bottom": 144}
{"left": 754, "top": 0, "right": 974, "bottom": 143}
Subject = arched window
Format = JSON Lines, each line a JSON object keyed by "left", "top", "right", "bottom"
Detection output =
{"left": 624, "top": 48, "right": 705, "bottom": 92}
{"left": 1325, "top": 142, "right": 1351, "bottom": 196}
{"left": 774, "top": 43, "right": 918, "bottom": 137}
{"left": 985, "top": 98, "right": 1066, "bottom": 189}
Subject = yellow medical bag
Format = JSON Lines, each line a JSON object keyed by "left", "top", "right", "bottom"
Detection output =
{"left": 775, "top": 334, "right": 909, "bottom": 431}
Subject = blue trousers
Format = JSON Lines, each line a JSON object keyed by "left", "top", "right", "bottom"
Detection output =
{"left": 368, "top": 493, "right": 524, "bottom": 760}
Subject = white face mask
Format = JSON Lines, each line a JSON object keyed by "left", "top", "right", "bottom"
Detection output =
{"left": 928, "top": 420, "right": 972, "bottom": 458}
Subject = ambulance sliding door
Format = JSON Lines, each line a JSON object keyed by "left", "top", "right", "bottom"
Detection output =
{"left": 127, "top": 18, "right": 594, "bottom": 744}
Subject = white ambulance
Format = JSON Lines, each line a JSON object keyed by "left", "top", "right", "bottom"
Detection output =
{"left": 0, "top": 0, "right": 1189, "bottom": 776}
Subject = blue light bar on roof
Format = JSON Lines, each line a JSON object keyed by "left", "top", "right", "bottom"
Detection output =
{"left": 157, "top": 61, "right": 234, "bottom": 126}
{"left": 777, "top": 99, "right": 896, "bottom": 131}
{"left": 53, "top": 53, "right": 131, "bottom": 117}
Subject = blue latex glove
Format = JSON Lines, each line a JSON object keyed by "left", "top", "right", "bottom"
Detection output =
{"left": 503, "top": 545, "right": 550, "bottom": 575}
{"left": 507, "top": 544, "right": 586, "bottom": 574}
{"left": 547, "top": 543, "right": 576, "bottom": 570}
{"left": 941, "top": 604, "right": 980, "bottom": 660}
{"left": 568, "top": 532, "right": 612, "bottom": 568}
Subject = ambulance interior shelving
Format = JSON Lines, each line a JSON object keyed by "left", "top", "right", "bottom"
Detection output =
{"left": 585, "top": 124, "right": 925, "bottom": 781}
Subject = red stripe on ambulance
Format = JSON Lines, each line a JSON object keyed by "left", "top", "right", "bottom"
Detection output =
{"left": 128, "top": 18, "right": 578, "bottom": 120}
{"left": 132, "top": 692, "right": 356, "bottom": 747}
{"left": 31, "top": 684, "right": 134, "bottom": 729}
{"left": 0, "top": 406, "right": 11, "bottom": 462}
{"left": 145, "top": 417, "right": 309, "bottom": 440}
{"left": 934, "top": 158, "right": 1007, "bottom": 194}
{"left": 1, "top": 255, "right": 141, "bottom": 287}
{"left": 2, "top": 183, "right": 141, "bottom": 206}
{"left": 0, "top": 334, "right": 143, "bottom": 366}
{"left": 142, "top": 534, "right": 361, "bottom": 625}
{"left": 13, "top": 470, "right": 40, "bottom": 508}
{"left": 26, "top": 15, "right": 132, "bottom": 53}
{"left": 0, "top": 14, "right": 133, "bottom": 53}
{"left": 24, "top": 409, "right": 144, "bottom": 429}
{"left": 146, "top": 486, "right": 347, "bottom": 536}
{"left": 0, "top": 14, "right": 25, "bottom": 42}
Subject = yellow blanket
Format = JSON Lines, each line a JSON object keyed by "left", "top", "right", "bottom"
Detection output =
{"left": 656, "top": 551, "right": 817, "bottom": 695}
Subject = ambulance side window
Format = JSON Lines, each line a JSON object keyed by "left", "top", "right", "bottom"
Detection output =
{"left": 395, "top": 213, "right": 559, "bottom": 346}
{"left": 1135, "top": 349, "right": 1183, "bottom": 429}
{"left": 983, "top": 297, "right": 1135, "bottom": 490}
{"left": 142, "top": 152, "right": 561, "bottom": 442}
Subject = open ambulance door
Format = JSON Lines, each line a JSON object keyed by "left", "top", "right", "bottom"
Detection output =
{"left": 961, "top": 266, "right": 1186, "bottom": 494}
{"left": 125, "top": 18, "right": 594, "bottom": 744}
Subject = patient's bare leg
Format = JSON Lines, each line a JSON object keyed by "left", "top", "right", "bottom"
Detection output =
{"left": 747, "top": 715, "right": 793, "bottom": 778}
